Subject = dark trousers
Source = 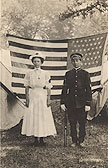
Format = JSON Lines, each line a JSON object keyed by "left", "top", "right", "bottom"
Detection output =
{"left": 67, "top": 107, "right": 86, "bottom": 144}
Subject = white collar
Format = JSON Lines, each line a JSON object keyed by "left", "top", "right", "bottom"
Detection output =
{"left": 73, "top": 67, "right": 81, "bottom": 71}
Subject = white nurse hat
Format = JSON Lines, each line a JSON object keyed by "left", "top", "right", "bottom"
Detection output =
{"left": 29, "top": 52, "right": 45, "bottom": 61}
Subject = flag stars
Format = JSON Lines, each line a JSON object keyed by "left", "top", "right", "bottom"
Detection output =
{"left": 100, "top": 36, "right": 104, "bottom": 39}
{"left": 98, "top": 42, "right": 101, "bottom": 45}
{"left": 74, "top": 45, "right": 76, "bottom": 48}
{"left": 90, "top": 43, "right": 93, "bottom": 46}
{"left": 97, "top": 37, "right": 99, "bottom": 40}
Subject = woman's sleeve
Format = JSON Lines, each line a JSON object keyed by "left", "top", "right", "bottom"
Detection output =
{"left": 24, "top": 72, "right": 30, "bottom": 87}
{"left": 45, "top": 72, "right": 52, "bottom": 89}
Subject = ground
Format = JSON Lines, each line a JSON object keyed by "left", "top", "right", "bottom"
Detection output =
{"left": 1, "top": 100, "right": 108, "bottom": 168}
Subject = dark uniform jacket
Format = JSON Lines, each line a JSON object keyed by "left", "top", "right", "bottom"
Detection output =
{"left": 61, "top": 68, "right": 92, "bottom": 109}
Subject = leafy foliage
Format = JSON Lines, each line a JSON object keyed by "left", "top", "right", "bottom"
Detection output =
{"left": 59, "top": 0, "right": 108, "bottom": 20}
{"left": 1, "top": 0, "right": 108, "bottom": 49}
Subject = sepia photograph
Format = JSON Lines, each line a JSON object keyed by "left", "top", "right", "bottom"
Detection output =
{"left": 0, "top": 0, "right": 108, "bottom": 167}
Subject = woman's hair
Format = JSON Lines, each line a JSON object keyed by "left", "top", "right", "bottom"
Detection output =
{"left": 31, "top": 56, "right": 44, "bottom": 64}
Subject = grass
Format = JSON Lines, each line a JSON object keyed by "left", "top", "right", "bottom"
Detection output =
{"left": 1, "top": 100, "right": 108, "bottom": 168}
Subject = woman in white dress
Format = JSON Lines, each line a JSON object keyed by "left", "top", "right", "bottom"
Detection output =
{"left": 21, "top": 52, "right": 57, "bottom": 146}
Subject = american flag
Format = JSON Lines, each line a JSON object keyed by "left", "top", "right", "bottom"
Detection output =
{"left": 6, "top": 33, "right": 107, "bottom": 103}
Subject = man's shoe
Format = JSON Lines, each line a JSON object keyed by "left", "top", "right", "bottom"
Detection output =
{"left": 79, "top": 142, "right": 85, "bottom": 148}
{"left": 77, "top": 141, "right": 85, "bottom": 148}
{"left": 70, "top": 143, "right": 77, "bottom": 147}
{"left": 39, "top": 141, "right": 47, "bottom": 147}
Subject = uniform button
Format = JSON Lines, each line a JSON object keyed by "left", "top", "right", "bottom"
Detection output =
{"left": 76, "top": 80, "right": 77, "bottom": 82}
{"left": 75, "top": 95, "right": 77, "bottom": 97}
{"left": 75, "top": 85, "right": 77, "bottom": 87}
{"left": 76, "top": 76, "right": 78, "bottom": 77}
{"left": 75, "top": 90, "right": 77, "bottom": 92}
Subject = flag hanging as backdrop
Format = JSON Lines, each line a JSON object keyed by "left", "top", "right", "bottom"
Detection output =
{"left": 6, "top": 33, "right": 108, "bottom": 103}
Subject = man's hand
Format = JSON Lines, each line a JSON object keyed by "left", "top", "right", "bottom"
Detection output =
{"left": 85, "top": 106, "right": 90, "bottom": 112}
{"left": 61, "top": 104, "right": 66, "bottom": 111}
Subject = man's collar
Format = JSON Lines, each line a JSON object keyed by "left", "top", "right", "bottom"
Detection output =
{"left": 73, "top": 67, "right": 81, "bottom": 71}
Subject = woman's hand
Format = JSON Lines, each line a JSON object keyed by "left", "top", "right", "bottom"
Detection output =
{"left": 26, "top": 97, "right": 29, "bottom": 107}
{"left": 25, "top": 87, "right": 29, "bottom": 107}
{"left": 47, "top": 96, "right": 51, "bottom": 107}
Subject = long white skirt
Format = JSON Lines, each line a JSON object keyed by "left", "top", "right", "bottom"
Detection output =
{"left": 21, "top": 88, "right": 57, "bottom": 137}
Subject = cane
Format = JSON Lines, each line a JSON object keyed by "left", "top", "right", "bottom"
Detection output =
{"left": 64, "top": 109, "right": 67, "bottom": 147}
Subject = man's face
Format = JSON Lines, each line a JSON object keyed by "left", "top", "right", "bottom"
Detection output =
{"left": 71, "top": 57, "right": 82, "bottom": 68}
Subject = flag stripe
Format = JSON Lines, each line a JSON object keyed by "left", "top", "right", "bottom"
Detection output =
{"left": 11, "top": 56, "right": 67, "bottom": 66}
{"left": 8, "top": 41, "right": 68, "bottom": 52}
{"left": 9, "top": 46, "right": 67, "bottom": 57}
{"left": 11, "top": 83, "right": 101, "bottom": 95}
{"left": 7, "top": 34, "right": 68, "bottom": 43}
{"left": 11, "top": 61, "right": 67, "bottom": 70}
{"left": 12, "top": 75, "right": 101, "bottom": 85}
{"left": 12, "top": 80, "right": 101, "bottom": 89}
{"left": 11, "top": 52, "right": 67, "bottom": 61}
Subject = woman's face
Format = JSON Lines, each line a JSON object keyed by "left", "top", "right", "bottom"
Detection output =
{"left": 32, "top": 57, "right": 42, "bottom": 68}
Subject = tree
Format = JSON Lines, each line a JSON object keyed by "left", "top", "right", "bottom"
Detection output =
{"left": 59, "top": 0, "right": 108, "bottom": 21}
{"left": 1, "top": 0, "right": 108, "bottom": 49}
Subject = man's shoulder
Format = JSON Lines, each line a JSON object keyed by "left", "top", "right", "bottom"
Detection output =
{"left": 65, "top": 69, "right": 73, "bottom": 75}
{"left": 80, "top": 69, "right": 89, "bottom": 74}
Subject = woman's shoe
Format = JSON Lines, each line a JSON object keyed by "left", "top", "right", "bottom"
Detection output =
{"left": 33, "top": 137, "right": 39, "bottom": 147}
{"left": 33, "top": 141, "right": 39, "bottom": 147}
{"left": 39, "top": 141, "right": 47, "bottom": 147}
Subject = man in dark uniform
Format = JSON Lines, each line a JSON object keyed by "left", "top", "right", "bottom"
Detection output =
{"left": 61, "top": 53, "right": 92, "bottom": 147}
